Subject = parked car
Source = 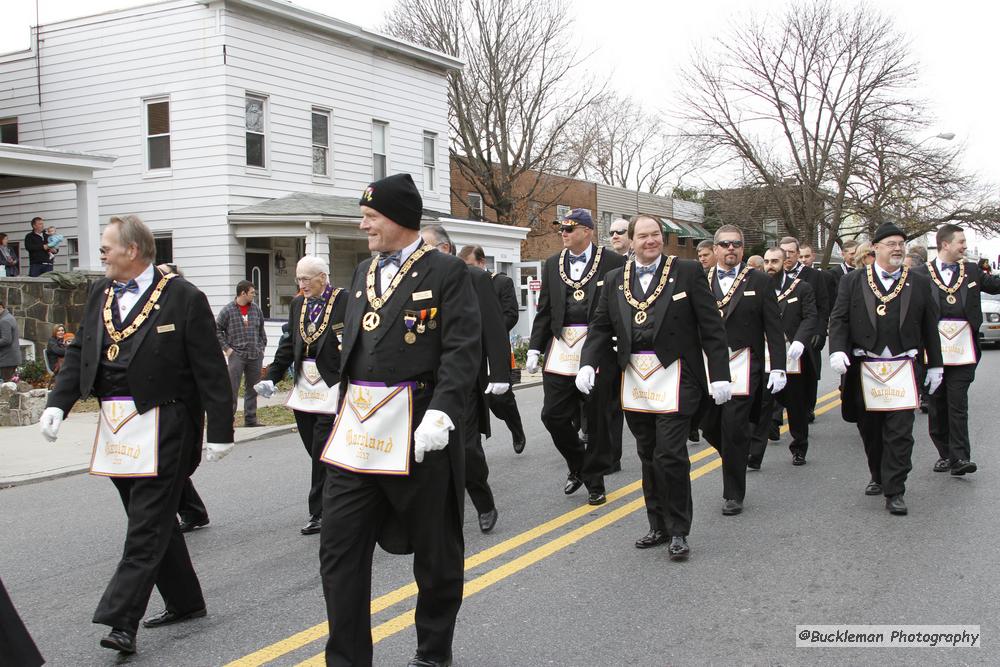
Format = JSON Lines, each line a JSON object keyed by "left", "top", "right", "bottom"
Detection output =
{"left": 980, "top": 293, "right": 1000, "bottom": 347}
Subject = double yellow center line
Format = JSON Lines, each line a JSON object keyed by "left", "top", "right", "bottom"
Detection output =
{"left": 228, "top": 389, "right": 842, "bottom": 666}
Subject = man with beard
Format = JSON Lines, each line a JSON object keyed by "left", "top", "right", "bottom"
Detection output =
{"left": 829, "top": 222, "right": 943, "bottom": 515}
{"left": 748, "top": 247, "right": 818, "bottom": 468}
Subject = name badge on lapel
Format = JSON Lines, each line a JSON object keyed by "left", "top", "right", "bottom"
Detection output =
{"left": 787, "top": 297, "right": 798, "bottom": 304}
{"left": 672, "top": 291, "right": 687, "bottom": 301}
{"left": 413, "top": 290, "right": 433, "bottom": 301}
{"left": 743, "top": 290, "right": 756, "bottom": 296}
{"left": 156, "top": 324, "right": 175, "bottom": 334}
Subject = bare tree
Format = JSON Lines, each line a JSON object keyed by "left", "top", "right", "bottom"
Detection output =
{"left": 559, "top": 92, "right": 707, "bottom": 195}
{"left": 384, "top": 0, "right": 602, "bottom": 227}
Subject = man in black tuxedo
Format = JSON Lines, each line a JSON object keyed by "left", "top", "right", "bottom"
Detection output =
{"left": 748, "top": 247, "right": 818, "bottom": 468}
{"left": 320, "top": 174, "right": 480, "bottom": 667}
{"left": 602, "top": 217, "right": 633, "bottom": 471}
{"left": 829, "top": 222, "right": 943, "bottom": 515}
{"left": 459, "top": 244, "right": 526, "bottom": 454}
{"left": 525, "top": 209, "right": 626, "bottom": 505}
{"left": 577, "top": 215, "right": 731, "bottom": 559}
{"left": 779, "top": 237, "right": 829, "bottom": 422}
{"left": 40, "top": 214, "right": 234, "bottom": 655}
{"left": 911, "top": 224, "right": 1000, "bottom": 475}
{"left": 428, "top": 229, "right": 510, "bottom": 534}
{"left": 254, "top": 255, "right": 347, "bottom": 535}
{"left": 825, "top": 240, "right": 858, "bottom": 308}
{"left": 701, "top": 225, "right": 786, "bottom": 516}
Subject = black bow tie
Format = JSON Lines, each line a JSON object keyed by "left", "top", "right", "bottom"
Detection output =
{"left": 635, "top": 263, "right": 657, "bottom": 278}
{"left": 941, "top": 262, "right": 959, "bottom": 272}
{"left": 718, "top": 268, "right": 737, "bottom": 279}
{"left": 568, "top": 253, "right": 588, "bottom": 265}
{"left": 378, "top": 251, "right": 401, "bottom": 269}
{"left": 112, "top": 279, "right": 139, "bottom": 298}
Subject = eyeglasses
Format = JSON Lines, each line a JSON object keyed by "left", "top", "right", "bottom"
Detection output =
{"left": 295, "top": 276, "right": 316, "bottom": 284}
{"left": 878, "top": 241, "right": 906, "bottom": 249}
{"left": 558, "top": 225, "right": 577, "bottom": 234}
{"left": 609, "top": 229, "right": 628, "bottom": 236}
{"left": 715, "top": 240, "right": 744, "bottom": 249}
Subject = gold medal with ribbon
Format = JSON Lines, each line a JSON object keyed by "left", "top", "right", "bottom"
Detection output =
{"left": 866, "top": 264, "right": 909, "bottom": 316}
{"left": 559, "top": 246, "right": 604, "bottom": 301}
{"left": 928, "top": 260, "right": 965, "bottom": 305}
{"left": 623, "top": 256, "right": 674, "bottom": 325}
{"left": 363, "top": 245, "right": 435, "bottom": 331}
{"left": 102, "top": 273, "right": 177, "bottom": 361}
{"left": 299, "top": 287, "right": 342, "bottom": 355}
{"left": 708, "top": 265, "right": 753, "bottom": 317}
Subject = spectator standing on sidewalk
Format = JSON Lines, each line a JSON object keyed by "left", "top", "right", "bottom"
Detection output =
{"left": 24, "top": 217, "right": 54, "bottom": 277}
{"left": 216, "top": 281, "right": 267, "bottom": 427}
{"left": 0, "top": 299, "right": 21, "bottom": 381}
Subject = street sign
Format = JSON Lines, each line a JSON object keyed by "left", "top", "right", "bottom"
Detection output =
{"left": 528, "top": 279, "right": 542, "bottom": 291}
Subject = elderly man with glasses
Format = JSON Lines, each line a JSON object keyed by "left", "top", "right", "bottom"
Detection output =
{"left": 608, "top": 218, "right": 632, "bottom": 257}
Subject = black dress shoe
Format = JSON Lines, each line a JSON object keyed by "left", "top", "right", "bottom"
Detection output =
{"left": 587, "top": 492, "right": 606, "bottom": 506}
{"left": 792, "top": 454, "right": 806, "bottom": 466}
{"left": 746, "top": 457, "right": 761, "bottom": 471}
{"left": 407, "top": 654, "right": 452, "bottom": 667}
{"left": 142, "top": 607, "right": 207, "bottom": 628}
{"left": 511, "top": 432, "right": 526, "bottom": 454}
{"left": 951, "top": 459, "right": 978, "bottom": 475}
{"left": 100, "top": 628, "right": 136, "bottom": 654}
{"left": 563, "top": 473, "right": 583, "bottom": 495}
{"left": 634, "top": 529, "right": 668, "bottom": 549}
{"left": 865, "top": 480, "right": 882, "bottom": 496}
{"left": 932, "top": 458, "right": 951, "bottom": 472}
{"left": 178, "top": 517, "right": 209, "bottom": 533}
{"left": 244, "top": 421, "right": 266, "bottom": 427}
{"left": 668, "top": 536, "right": 690, "bottom": 561}
{"left": 768, "top": 423, "right": 780, "bottom": 441}
{"left": 722, "top": 499, "right": 743, "bottom": 516}
{"left": 478, "top": 508, "right": 498, "bottom": 533}
{"left": 300, "top": 515, "right": 322, "bottom": 535}
{"left": 886, "top": 494, "right": 908, "bottom": 515}
{"left": 688, "top": 428, "right": 700, "bottom": 443}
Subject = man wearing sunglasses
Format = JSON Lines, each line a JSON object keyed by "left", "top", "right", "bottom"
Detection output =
{"left": 701, "top": 225, "right": 786, "bottom": 516}
{"left": 608, "top": 218, "right": 632, "bottom": 257}
{"left": 526, "top": 209, "right": 626, "bottom": 504}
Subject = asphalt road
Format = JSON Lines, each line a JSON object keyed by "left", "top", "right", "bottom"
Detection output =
{"left": 3, "top": 350, "right": 999, "bottom": 666}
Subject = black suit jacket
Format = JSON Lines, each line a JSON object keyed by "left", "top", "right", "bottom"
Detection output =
{"left": 528, "top": 244, "right": 626, "bottom": 353}
{"left": 266, "top": 290, "right": 347, "bottom": 387}
{"left": 582, "top": 257, "right": 730, "bottom": 393}
{"left": 775, "top": 275, "right": 818, "bottom": 346}
{"left": 23, "top": 231, "right": 50, "bottom": 265}
{"left": 710, "top": 266, "right": 786, "bottom": 371}
{"left": 825, "top": 264, "right": 852, "bottom": 313}
{"left": 47, "top": 269, "right": 235, "bottom": 447}
{"left": 911, "top": 260, "right": 1000, "bottom": 359}
{"left": 829, "top": 265, "right": 943, "bottom": 367}
{"left": 470, "top": 266, "right": 512, "bottom": 435}
{"left": 490, "top": 271, "right": 519, "bottom": 332}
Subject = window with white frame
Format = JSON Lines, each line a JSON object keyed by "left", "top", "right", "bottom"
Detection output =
{"left": 0, "top": 117, "right": 18, "bottom": 145}
{"left": 468, "top": 192, "right": 484, "bottom": 220}
{"left": 144, "top": 99, "right": 170, "bottom": 170}
{"left": 312, "top": 109, "right": 330, "bottom": 177}
{"left": 67, "top": 237, "right": 79, "bottom": 270}
{"left": 556, "top": 205, "right": 571, "bottom": 220}
{"left": 245, "top": 94, "right": 267, "bottom": 168}
{"left": 372, "top": 120, "right": 388, "bottom": 180}
{"left": 763, "top": 219, "right": 779, "bottom": 247}
{"left": 423, "top": 132, "right": 437, "bottom": 191}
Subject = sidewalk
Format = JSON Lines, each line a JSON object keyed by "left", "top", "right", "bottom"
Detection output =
{"left": 0, "top": 375, "right": 543, "bottom": 488}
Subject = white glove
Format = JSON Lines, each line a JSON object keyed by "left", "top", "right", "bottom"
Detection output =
{"left": 925, "top": 367, "right": 944, "bottom": 395}
{"left": 525, "top": 350, "right": 541, "bottom": 374}
{"left": 710, "top": 380, "right": 733, "bottom": 405}
{"left": 830, "top": 351, "right": 851, "bottom": 376}
{"left": 39, "top": 407, "right": 65, "bottom": 442}
{"left": 767, "top": 369, "right": 787, "bottom": 394}
{"left": 413, "top": 409, "right": 454, "bottom": 463}
{"left": 484, "top": 382, "right": 510, "bottom": 395}
{"left": 787, "top": 341, "right": 805, "bottom": 361}
{"left": 575, "top": 365, "right": 596, "bottom": 395}
{"left": 204, "top": 441, "right": 234, "bottom": 462}
{"left": 254, "top": 380, "right": 276, "bottom": 398}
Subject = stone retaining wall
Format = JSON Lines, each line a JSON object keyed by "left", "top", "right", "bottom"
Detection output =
{"left": 0, "top": 382, "right": 48, "bottom": 426}
{"left": 0, "top": 273, "right": 100, "bottom": 363}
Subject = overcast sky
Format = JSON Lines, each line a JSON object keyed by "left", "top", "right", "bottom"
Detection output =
{"left": 4, "top": 0, "right": 999, "bottom": 257}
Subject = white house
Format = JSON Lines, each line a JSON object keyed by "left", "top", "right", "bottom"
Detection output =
{"left": 0, "top": 0, "right": 528, "bottom": 358}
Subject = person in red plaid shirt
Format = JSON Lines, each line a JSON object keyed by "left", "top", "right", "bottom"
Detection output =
{"left": 216, "top": 280, "right": 267, "bottom": 427}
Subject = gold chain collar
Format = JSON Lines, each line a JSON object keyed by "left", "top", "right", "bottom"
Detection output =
{"left": 866, "top": 263, "right": 909, "bottom": 316}
{"left": 927, "top": 260, "right": 965, "bottom": 302}
{"left": 558, "top": 245, "right": 604, "bottom": 290}
{"left": 777, "top": 277, "right": 801, "bottom": 302}
{"left": 708, "top": 264, "right": 753, "bottom": 310}
{"left": 623, "top": 256, "right": 674, "bottom": 325}
{"left": 365, "top": 244, "right": 435, "bottom": 311}
{"left": 299, "top": 287, "right": 342, "bottom": 346}
{"left": 102, "top": 272, "right": 177, "bottom": 361}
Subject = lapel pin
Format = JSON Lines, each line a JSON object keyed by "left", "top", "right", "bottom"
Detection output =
{"left": 154, "top": 304, "right": 160, "bottom": 310}
{"left": 355, "top": 290, "right": 362, "bottom": 298}
{"left": 412, "top": 272, "right": 418, "bottom": 277}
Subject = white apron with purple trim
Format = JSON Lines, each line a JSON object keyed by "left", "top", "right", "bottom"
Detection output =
{"left": 90, "top": 397, "right": 159, "bottom": 478}
{"left": 621, "top": 352, "right": 680, "bottom": 414}
{"left": 286, "top": 359, "right": 340, "bottom": 414}
{"left": 321, "top": 380, "right": 413, "bottom": 475}
{"left": 938, "top": 319, "right": 976, "bottom": 366}
{"left": 764, "top": 338, "right": 802, "bottom": 375}
{"left": 544, "top": 325, "right": 588, "bottom": 376}
{"left": 860, "top": 357, "right": 918, "bottom": 411}
{"left": 705, "top": 347, "right": 752, "bottom": 397}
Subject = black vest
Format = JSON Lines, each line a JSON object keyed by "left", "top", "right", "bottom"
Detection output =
{"left": 935, "top": 269, "right": 965, "bottom": 320}
{"left": 873, "top": 279, "right": 904, "bottom": 356}
{"left": 345, "top": 301, "right": 384, "bottom": 383}
{"left": 94, "top": 287, "right": 153, "bottom": 398}
{"left": 629, "top": 265, "right": 660, "bottom": 350}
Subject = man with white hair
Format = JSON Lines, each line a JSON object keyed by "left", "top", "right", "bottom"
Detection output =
{"left": 608, "top": 218, "right": 632, "bottom": 256}
{"left": 255, "top": 255, "right": 347, "bottom": 536}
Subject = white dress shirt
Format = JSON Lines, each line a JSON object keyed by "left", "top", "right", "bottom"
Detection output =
{"left": 787, "top": 262, "right": 803, "bottom": 279}
{"left": 716, "top": 263, "right": 741, "bottom": 295}
{"left": 875, "top": 263, "right": 903, "bottom": 291}
{"left": 117, "top": 263, "right": 155, "bottom": 319}
{"left": 567, "top": 245, "right": 592, "bottom": 281}
{"left": 379, "top": 236, "right": 424, "bottom": 294}
{"left": 634, "top": 255, "right": 662, "bottom": 294}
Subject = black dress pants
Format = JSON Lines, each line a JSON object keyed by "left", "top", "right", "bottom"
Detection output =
{"left": 463, "top": 390, "right": 495, "bottom": 515}
{"left": 857, "top": 408, "right": 915, "bottom": 496}
{"left": 320, "top": 450, "right": 463, "bottom": 667}
{"left": 927, "top": 363, "right": 976, "bottom": 462}
{"left": 703, "top": 366, "right": 762, "bottom": 502}
{"left": 606, "top": 370, "right": 624, "bottom": 467}
{"left": 293, "top": 410, "right": 337, "bottom": 518}
{"left": 93, "top": 403, "right": 205, "bottom": 633}
{"left": 487, "top": 388, "right": 524, "bottom": 442}
{"left": 177, "top": 478, "right": 209, "bottom": 524}
{"left": 0, "top": 576, "right": 44, "bottom": 667}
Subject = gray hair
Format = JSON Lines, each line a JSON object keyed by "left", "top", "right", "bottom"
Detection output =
{"left": 108, "top": 214, "right": 156, "bottom": 263}
{"left": 697, "top": 239, "right": 714, "bottom": 252}
{"left": 422, "top": 224, "right": 455, "bottom": 255}
{"left": 297, "top": 255, "right": 329, "bottom": 277}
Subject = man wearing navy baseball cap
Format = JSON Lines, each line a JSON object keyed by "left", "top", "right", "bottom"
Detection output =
{"left": 525, "top": 209, "right": 625, "bottom": 504}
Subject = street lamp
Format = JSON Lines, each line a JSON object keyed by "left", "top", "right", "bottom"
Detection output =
{"left": 916, "top": 131, "right": 955, "bottom": 146}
